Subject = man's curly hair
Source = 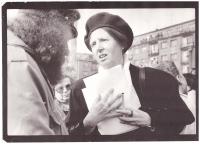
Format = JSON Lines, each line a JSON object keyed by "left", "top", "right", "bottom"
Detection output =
{"left": 8, "top": 9, "right": 79, "bottom": 85}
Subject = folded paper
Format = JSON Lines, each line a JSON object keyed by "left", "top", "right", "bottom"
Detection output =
{"left": 83, "top": 65, "right": 141, "bottom": 135}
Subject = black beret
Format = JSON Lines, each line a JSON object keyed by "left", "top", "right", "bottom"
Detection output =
{"left": 84, "top": 12, "right": 134, "bottom": 53}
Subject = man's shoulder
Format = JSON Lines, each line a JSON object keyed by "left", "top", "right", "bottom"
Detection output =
{"left": 7, "top": 44, "right": 28, "bottom": 62}
{"left": 7, "top": 30, "right": 30, "bottom": 62}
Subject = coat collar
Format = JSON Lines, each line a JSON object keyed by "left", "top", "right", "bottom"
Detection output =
{"left": 7, "top": 29, "right": 36, "bottom": 57}
{"left": 7, "top": 29, "right": 28, "bottom": 47}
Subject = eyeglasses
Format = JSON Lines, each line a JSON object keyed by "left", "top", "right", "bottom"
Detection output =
{"left": 55, "top": 84, "right": 71, "bottom": 94}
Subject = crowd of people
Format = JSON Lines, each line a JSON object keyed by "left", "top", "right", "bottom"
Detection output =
{"left": 6, "top": 9, "right": 196, "bottom": 140}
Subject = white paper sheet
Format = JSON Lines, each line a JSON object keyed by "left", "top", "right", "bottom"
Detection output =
{"left": 82, "top": 65, "right": 141, "bottom": 135}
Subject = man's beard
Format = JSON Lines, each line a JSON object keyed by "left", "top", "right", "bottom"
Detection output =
{"left": 41, "top": 55, "right": 65, "bottom": 86}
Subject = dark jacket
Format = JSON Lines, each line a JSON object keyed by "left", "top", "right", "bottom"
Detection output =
{"left": 68, "top": 64, "right": 194, "bottom": 140}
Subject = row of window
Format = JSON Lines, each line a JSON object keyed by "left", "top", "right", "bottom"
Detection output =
{"left": 135, "top": 21, "right": 195, "bottom": 46}
{"left": 134, "top": 60, "right": 191, "bottom": 74}
{"left": 134, "top": 50, "right": 190, "bottom": 67}
{"left": 132, "top": 35, "right": 194, "bottom": 55}
{"left": 160, "top": 51, "right": 190, "bottom": 64}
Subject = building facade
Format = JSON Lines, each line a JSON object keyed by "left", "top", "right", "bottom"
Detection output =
{"left": 127, "top": 19, "right": 196, "bottom": 74}
{"left": 75, "top": 53, "right": 98, "bottom": 79}
{"left": 75, "top": 19, "right": 196, "bottom": 80}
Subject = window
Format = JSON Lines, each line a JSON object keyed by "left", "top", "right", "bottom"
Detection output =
{"left": 150, "top": 44, "right": 159, "bottom": 54}
{"left": 182, "top": 36, "right": 193, "bottom": 47}
{"left": 161, "top": 41, "right": 168, "bottom": 49}
{"left": 187, "top": 36, "right": 193, "bottom": 44}
{"left": 182, "top": 37, "right": 187, "bottom": 47}
{"left": 171, "top": 53, "right": 178, "bottom": 61}
{"left": 161, "top": 54, "right": 168, "bottom": 61}
{"left": 182, "top": 51, "right": 190, "bottom": 63}
{"left": 150, "top": 56, "right": 159, "bottom": 66}
{"left": 170, "top": 39, "right": 178, "bottom": 48}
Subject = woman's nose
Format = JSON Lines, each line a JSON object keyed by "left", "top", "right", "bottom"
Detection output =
{"left": 96, "top": 44, "right": 104, "bottom": 53}
{"left": 98, "top": 47, "right": 104, "bottom": 53}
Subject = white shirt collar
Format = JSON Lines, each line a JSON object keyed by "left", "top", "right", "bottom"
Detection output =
{"left": 97, "top": 56, "right": 133, "bottom": 89}
{"left": 98, "top": 55, "right": 130, "bottom": 73}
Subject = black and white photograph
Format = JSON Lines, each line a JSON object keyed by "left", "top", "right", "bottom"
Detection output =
{"left": 2, "top": 1, "right": 199, "bottom": 142}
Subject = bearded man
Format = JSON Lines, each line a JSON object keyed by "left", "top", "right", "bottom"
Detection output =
{"left": 7, "top": 9, "right": 79, "bottom": 135}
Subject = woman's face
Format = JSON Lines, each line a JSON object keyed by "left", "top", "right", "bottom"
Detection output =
{"left": 55, "top": 78, "right": 71, "bottom": 102}
{"left": 89, "top": 28, "right": 123, "bottom": 69}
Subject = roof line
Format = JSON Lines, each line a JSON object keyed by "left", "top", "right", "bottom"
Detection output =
{"left": 135, "top": 19, "right": 195, "bottom": 37}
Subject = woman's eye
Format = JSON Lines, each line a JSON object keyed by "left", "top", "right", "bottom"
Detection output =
{"left": 101, "top": 38, "right": 108, "bottom": 42}
{"left": 90, "top": 41, "right": 96, "bottom": 47}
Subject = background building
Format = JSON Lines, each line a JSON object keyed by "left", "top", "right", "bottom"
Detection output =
{"left": 127, "top": 19, "right": 196, "bottom": 74}
{"left": 72, "top": 19, "right": 196, "bottom": 80}
{"left": 75, "top": 53, "right": 98, "bottom": 79}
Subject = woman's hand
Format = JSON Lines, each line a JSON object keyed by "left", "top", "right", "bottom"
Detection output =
{"left": 116, "top": 108, "right": 151, "bottom": 127}
{"left": 83, "top": 89, "right": 123, "bottom": 133}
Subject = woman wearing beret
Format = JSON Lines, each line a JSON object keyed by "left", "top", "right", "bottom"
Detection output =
{"left": 67, "top": 12, "right": 194, "bottom": 140}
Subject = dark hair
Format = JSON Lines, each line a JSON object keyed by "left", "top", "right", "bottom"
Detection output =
{"left": 183, "top": 73, "right": 197, "bottom": 90}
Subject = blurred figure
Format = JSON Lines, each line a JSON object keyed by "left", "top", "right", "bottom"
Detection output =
{"left": 183, "top": 73, "right": 197, "bottom": 91}
{"left": 54, "top": 77, "right": 72, "bottom": 113}
{"left": 54, "top": 77, "right": 72, "bottom": 125}
{"left": 156, "top": 61, "right": 188, "bottom": 95}
{"left": 7, "top": 9, "right": 79, "bottom": 135}
{"left": 156, "top": 61, "right": 196, "bottom": 134}
{"left": 180, "top": 73, "right": 196, "bottom": 134}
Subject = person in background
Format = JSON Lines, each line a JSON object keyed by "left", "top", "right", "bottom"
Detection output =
{"left": 156, "top": 60, "right": 188, "bottom": 96}
{"left": 180, "top": 73, "right": 196, "bottom": 134}
{"left": 183, "top": 73, "right": 197, "bottom": 92}
{"left": 67, "top": 12, "right": 194, "bottom": 140}
{"left": 7, "top": 9, "right": 79, "bottom": 135}
{"left": 54, "top": 77, "right": 72, "bottom": 114}
{"left": 53, "top": 77, "right": 73, "bottom": 126}
{"left": 156, "top": 61, "right": 196, "bottom": 134}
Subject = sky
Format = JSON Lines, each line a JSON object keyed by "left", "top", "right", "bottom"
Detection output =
{"left": 76, "top": 8, "right": 195, "bottom": 53}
